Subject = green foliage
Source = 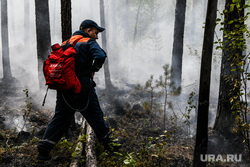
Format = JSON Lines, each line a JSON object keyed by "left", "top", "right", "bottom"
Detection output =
{"left": 183, "top": 92, "right": 196, "bottom": 125}
{"left": 98, "top": 148, "right": 125, "bottom": 166}
{"left": 22, "top": 89, "right": 33, "bottom": 131}
{"left": 145, "top": 75, "right": 155, "bottom": 90}
{"left": 51, "top": 136, "right": 87, "bottom": 162}
{"left": 183, "top": 92, "right": 196, "bottom": 136}
{"left": 96, "top": 114, "right": 193, "bottom": 167}
{"left": 134, "top": 83, "right": 144, "bottom": 91}
{"left": 169, "top": 116, "right": 178, "bottom": 139}
{"left": 134, "top": 64, "right": 182, "bottom": 130}
{"left": 156, "top": 64, "right": 181, "bottom": 130}
{"left": 71, "top": 134, "right": 87, "bottom": 158}
{"left": 123, "top": 152, "right": 136, "bottom": 166}
{"left": 156, "top": 64, "right": 181, "bottom": 96}
{"left": 28, "top": 136, "right": 39, "bottom": 145}
{"left": 215, "top": 1, "right": 250, "bottom": 151}
{"left": 97, "top": 135, "right": 170, "bottom": 166}
{"left": 144, "top": 75, "right": 157, "bottom": 127}
{"left": 55, "top": 138, "right": 74, "bottom": 155}
{"left": 143, "top": 101, "right": 151, "bottom": 115}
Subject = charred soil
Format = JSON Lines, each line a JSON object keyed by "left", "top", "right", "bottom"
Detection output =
{"left": 0, "top": 85, "right": 249, "bottom": 166}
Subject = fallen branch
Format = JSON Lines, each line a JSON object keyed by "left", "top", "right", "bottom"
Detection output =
{"left": 85, "top": 122, "right": 97, "bottom": 167}
{"left": 70, "top": 119, "right": 86, "bottom": 167}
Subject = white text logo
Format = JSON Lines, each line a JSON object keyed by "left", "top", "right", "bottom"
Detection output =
{"left": 200, "top": 154, "right": 242, "bottom": 162}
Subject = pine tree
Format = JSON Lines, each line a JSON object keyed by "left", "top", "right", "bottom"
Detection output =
{"left": 100, "top": 0, "right": 114, "bottom": 93}
{"left": 171, "top": 0, "right": 187, "bottom": 87}
{"left": 35, "top": 0, "right": 51, "bottom": 89}
{"left": 213, "top": 0, "right": 245, "bottom": 135}
{"left": 61, "top": 0, "right": 72, "bottom": 42}
{"left": 193, "top": 0, "right": 218, "bottom": 166}
{"left": 1, "top": 0, "right": 12, "bottom": 82}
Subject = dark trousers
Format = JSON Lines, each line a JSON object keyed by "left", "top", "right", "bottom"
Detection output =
{"left": 38, "top": 85, "right": 109, "bottom": 153}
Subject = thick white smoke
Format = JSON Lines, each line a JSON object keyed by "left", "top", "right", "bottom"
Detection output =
{"left": 0, "top": 0, "right": 228, "bottom": 130}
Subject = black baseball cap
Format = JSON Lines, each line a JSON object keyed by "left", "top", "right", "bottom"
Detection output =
{"left": 79, "top": 19, "right": 105, "bottom": 32}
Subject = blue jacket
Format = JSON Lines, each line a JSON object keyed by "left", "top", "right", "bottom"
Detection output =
{"left": 60, "top": 30, "right": 106, "bottom": 109}
{"left": 72, "top": 30, "right": 107, "bottom": 79}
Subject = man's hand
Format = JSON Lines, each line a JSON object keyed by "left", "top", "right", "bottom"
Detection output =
{"left": 91, "top": 65, "right": 100, "bottom": 72}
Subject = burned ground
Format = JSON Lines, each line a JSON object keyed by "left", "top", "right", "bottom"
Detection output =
{"left": 0, "top": 83, "right": 248, "bottom": 166}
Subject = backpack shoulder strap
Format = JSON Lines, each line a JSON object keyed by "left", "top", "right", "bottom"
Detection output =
{"left": 61, "top": 35, "right": 90, "bottom": 50}
{"left": 77, "top": 37, "right": 91, "bottom": 43}
{"left": 71, "top": 36, "right": 84, "bottom": 46}
{"left": 61, "top": 39, "right": 71, "bottom": 51}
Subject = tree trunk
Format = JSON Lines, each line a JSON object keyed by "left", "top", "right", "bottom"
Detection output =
{"left": 1, "top": 0, "right": 12, "bottom": 81}
{"left": 35, "top": 0, "right": 51, "bottom": 89}
{"left": 213, "top": 0, "right": 244, "bottom": 135}
{"left": 70, "top": 119, "right": 86, "bottom": 167}
{"left": 204, "top": 0, "right": 208, "bottom": 19}
{"left": 100, "top": 0, "right": 114, "bottom": 93}
{"left": 150, "top": 89, "right": 154, "bottom": 127}
{"left": 61, "top": 0, "right": 72, "bottom": 42}
{"left": 24, "top": 0, "right": 30, "bottom": 44}
{"left": 125, "top": 0, "right": 130, "bottom": 44}
{"left": 85, "top": 122, "right": 97, "bottom": 167}
{"left": 9, "top": 0, "right": 15, "bottom": 38}
{"left": 60, "top": 0, "right": 77, "bottom": 133}
{"left": 193, "top": 0, "right": 218, "bottom": 166}
{"left": 133, "top": 0, "right": 143, "bottom": 46}
{"left": 171, "top": 0, "right": 186, "bottom": 87}
{"left": 111, "top": 1, "right": 117, "bottom": 48}
{"left": 189, "top": 0, "right": 196, "bottom": 47}
{"left": 163, "top": 84, "right": 167, "bottom": 130}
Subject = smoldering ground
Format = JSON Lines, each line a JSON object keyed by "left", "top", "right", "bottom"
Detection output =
{"left": 1, "top": 0, "right": 249, "bottom": 165}
{"left": 0, "top": 0, "right": 220, "bottom": 137}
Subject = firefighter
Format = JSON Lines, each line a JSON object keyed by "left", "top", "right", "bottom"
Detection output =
{"left": 37, "top": 20, "right": 113, "bottom": 160}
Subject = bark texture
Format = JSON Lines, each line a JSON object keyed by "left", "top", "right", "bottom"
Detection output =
{"left": 193, "top": 0, "right": 218, "bottom": 166}
{"left": 85, "top": 123, "right": 97, "bottom": 167}
{"left": 1, "top": 0, "right": 12, "bottom": 81}
{"left": 213, "top": 0, "right": 244, "bottom": 135}
{"left": 70, "top": 119, "right": 86, "bottom": 167}
{"left": 100, "top": 0, "right": 114, "bottom": 93}
{"left": 171, "top": 0, "right": 186, "bottom": 86}
{"left": 61, "top": 0, "right": 72, "bottom": 42}
{"left": 35, "top": 0, "right": 51, "bottom": 88}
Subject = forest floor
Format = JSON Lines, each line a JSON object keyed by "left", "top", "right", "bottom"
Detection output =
{"left": 0, "top": 81, "right": 249, "bottom": 166}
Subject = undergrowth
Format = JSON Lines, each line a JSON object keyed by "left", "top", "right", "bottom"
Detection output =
{"left": 96, "top": 115, "right": 194, "bottom": 167}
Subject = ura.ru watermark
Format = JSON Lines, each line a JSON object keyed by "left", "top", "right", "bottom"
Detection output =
{"left": 200, "top": 154, "right": 242, "bottom": 162}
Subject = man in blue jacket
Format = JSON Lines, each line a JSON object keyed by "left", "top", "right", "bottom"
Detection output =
{"left": 37, "top": 20, "right": 111, "bottom": 160}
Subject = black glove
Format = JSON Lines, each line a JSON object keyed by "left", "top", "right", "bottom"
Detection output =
{"left": 90, "top": 80, "right": 96, "bottom": 87}
{"left": 91, "top": 65, "right": 100, "bottom": 72}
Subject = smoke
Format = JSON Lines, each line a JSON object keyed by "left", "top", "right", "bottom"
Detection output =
{"left": 4, "top": 115, "right": 27, "bottom": 132}
{"left": 0, "top": 0, "right": 227, "bottom": 131}
{"left": 104, "top": 0, "right": 175, "bottom": 86}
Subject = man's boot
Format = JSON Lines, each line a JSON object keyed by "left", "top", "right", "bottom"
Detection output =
{"left": 36, "top": 140, "right": 54, "bottom": 161}
{"left": 101, "top": 135, "right": 122, "bottom": 152}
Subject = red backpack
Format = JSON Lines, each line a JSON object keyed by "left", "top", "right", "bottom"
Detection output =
{"left": 43, "top": 36, "right": 90, "bottom": 95}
